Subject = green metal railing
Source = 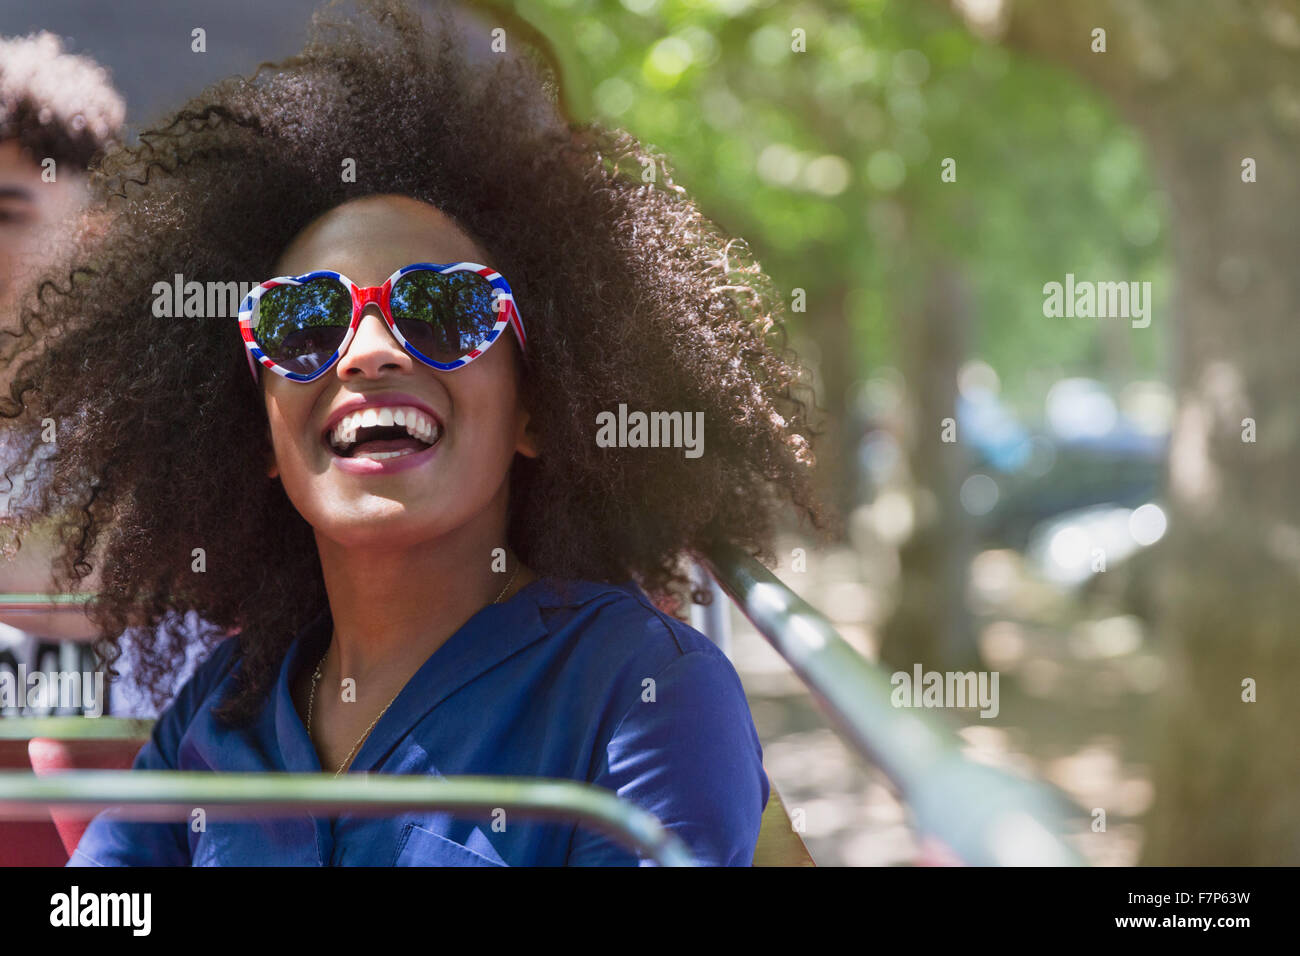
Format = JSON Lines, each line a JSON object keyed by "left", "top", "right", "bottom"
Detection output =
{"left": 0, "top": 593, "right": 92, "bottom": 608}
{"left": 0, "top": 766, "right": 695, "bottom": 866}
{"left": 0, "top": 717, "right": 149, "bottom": 740}
{"left": 702, "top": 543, "right": 1086, "bottom": 866}
{"left": 0, "top": 597, "right": 696, "bottom": 864}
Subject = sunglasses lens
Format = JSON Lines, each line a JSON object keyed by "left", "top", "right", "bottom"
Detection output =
{"left": 389, "top": 270, "right": 501, "bottom": 364}
{"left": 252, "top": 277, "right": 351, "bottom": 375}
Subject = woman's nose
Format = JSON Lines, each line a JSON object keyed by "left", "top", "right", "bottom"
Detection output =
{"left": 336, "top": 309, "right": 412, "bottom": 376}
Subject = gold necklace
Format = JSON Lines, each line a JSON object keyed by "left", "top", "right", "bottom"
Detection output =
{"left": 306, "top": 561, "right": 522, "bottom": 775}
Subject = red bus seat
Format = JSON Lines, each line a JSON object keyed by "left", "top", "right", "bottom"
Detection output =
{"left": 26, "top": 736, "right": 147, "bottom": 859}
{"left": 0, "top": 739, "right": 69, "bottom": 866}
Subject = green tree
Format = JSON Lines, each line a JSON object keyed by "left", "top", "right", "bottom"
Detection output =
{"left": 948, "top": 0, "right": 1300, "bottom": 864}
{"left": 520, "top": 0, "right": 1166, "bottom": 676}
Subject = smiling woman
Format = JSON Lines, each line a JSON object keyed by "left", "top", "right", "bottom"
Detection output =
{"left": 0, "top": 0, "right": 825, "bottom": 866}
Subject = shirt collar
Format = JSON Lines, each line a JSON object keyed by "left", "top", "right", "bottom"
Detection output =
{"left": 273, "top": 578, "right": 554, "bottom": 773}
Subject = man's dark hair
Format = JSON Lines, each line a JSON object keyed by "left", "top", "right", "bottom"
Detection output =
{"left": 0, "top": 31, "right": 125, "bottom": 169}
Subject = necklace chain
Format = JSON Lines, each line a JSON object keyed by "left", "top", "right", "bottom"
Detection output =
{"left": 306, "top": 560, "right": 522, "bottom": 775}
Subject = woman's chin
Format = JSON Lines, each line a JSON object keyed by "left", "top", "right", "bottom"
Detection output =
{"left": 315, "top": 520, "right": 445, "bottom": 554}
{"left": 305, "top": 497, "right": 452, "bottom": 552}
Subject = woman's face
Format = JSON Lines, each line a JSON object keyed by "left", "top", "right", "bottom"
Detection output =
{"left": 261, "top": 194, "right": 537, "bottom": 551}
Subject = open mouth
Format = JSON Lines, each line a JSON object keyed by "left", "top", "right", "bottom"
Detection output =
{"left": 325, "top": 405, "right": 442, "bottom": 460}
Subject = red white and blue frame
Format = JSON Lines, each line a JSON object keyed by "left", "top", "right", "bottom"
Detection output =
{"left": 237, "top": 261, "right": 527, "bottom": 383}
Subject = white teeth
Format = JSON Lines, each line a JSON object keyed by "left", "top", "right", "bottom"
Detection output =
{"left": 356, "top": 449, "right": 417, "bottom": 460}
{"left": 327, "top": 405, "right": 442, "bottom": 454}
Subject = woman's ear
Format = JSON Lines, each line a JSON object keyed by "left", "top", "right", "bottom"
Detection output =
{"left": 515, "top": 404, "right": 540, "bottom": 459}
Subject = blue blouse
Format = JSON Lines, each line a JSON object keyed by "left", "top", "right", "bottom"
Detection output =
{"left": 67, "top": 577, "right": 769, "bottom": 866}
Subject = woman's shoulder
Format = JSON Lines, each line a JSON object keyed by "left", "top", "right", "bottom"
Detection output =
{"left": 190, "top": 631, "right": 244, "bottom": 685}
{"left": 527, "top": 576, "right": 727, "bottom": 663}
{"left": 533, "top": 579, "right": 769, "bottom": 865}
{"left": 152, "top": 631, "right": 244, "bottom": 726}
{"left": 523, "top": 576, "right": 746, "bottom": 712}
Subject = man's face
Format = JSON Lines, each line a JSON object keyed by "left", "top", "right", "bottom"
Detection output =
{"left": 0, "top": 139, "right": 89, "bottom": 307}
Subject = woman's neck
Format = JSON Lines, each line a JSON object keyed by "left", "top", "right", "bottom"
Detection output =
{"left": 312, "top": 504, "right": 532, "bottom": 688}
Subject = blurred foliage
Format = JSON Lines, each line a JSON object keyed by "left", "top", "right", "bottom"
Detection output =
{"left": 512, "top": 0, "right": 1171, "bottom": 417}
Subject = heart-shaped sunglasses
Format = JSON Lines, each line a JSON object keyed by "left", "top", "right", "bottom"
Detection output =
{"left": 238, "top": 262, "right": 526, "bottom": 383}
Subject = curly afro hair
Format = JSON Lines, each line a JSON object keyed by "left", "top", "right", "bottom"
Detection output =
{"left": 0, "top": 0, "right": 826, "bottom": 726}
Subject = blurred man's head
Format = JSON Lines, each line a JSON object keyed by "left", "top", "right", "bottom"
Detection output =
{"left": 0, "top": 31, "right": 124, "bottom": 303}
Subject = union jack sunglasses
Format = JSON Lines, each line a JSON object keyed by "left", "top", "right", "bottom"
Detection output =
{"left": 238, "top": 262, "right": 526, "bottom": 383}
